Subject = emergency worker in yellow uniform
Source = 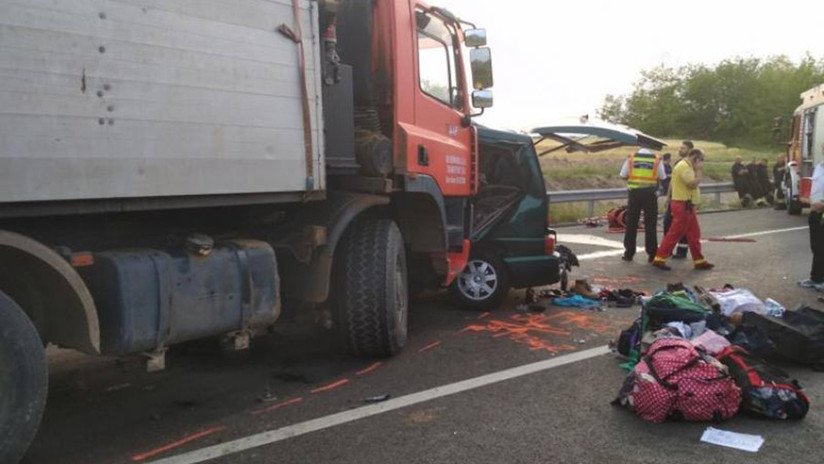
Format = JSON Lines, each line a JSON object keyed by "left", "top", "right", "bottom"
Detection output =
{"left": 619, "top": 148, "right": 666, "bottom": 262}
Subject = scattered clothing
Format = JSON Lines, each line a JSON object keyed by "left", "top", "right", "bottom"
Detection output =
{"left": 598, "top": 288, "right": 645, "bottom": 308}
{"left": 710, "top": 288, "right": 767, "bottom": 317}
{"left": 550, "top": 295, "right": 600, "bottom": 309}
{"left": 690, "top": 329, "right": 731, "bottom": 356}
{"left": 555, "top": 244, "right": 579, "bottom": 272}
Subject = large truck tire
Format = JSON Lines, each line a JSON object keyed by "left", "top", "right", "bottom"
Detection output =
{"left": 0, "top": 291, "right": 48, "bottom": 464}
{"left": 449, "top": 253, "right": 510, "bottom": 311}
{"left": 333, "top": 218, "right": 408, "bottom": 358}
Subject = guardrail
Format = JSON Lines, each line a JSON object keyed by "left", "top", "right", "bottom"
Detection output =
{"left": 548, "top": 182, "right": 735, "bottom": 217}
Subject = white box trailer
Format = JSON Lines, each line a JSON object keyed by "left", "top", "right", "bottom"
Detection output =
{"left": 0, "top": 0, "right": 325, "bottom": 204}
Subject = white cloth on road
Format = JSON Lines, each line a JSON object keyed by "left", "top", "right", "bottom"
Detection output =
{"left": 709, "top": 288, "right": 766, "bottom": 317}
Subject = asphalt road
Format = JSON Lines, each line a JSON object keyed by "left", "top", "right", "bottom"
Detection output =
{"left": 24, "top": 208, "right": 824, "bottom": 464}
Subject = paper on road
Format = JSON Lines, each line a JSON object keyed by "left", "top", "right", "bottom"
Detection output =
{"left": 700, "top": 427, "right": 764, "bottom": 452}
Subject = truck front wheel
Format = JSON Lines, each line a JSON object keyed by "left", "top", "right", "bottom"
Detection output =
{"left": 0, "top": 291, "right": 48, "bottom": 464}
{"left": 333, "top": 218, "right": 408, "bottom": 358}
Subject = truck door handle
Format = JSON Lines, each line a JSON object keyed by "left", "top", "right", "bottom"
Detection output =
{"left": 417, "top": 145, "right": 429, "bottom": 166}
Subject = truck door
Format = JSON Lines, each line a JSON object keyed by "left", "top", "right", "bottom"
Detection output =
{"left": 408, "top": 6, "right": 473, "bottom": 198}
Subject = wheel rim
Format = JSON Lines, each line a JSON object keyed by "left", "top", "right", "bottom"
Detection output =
{"left": 457, "top": 259, "right": 498, "bottom": 301}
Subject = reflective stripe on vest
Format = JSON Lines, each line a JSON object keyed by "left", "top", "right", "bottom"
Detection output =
{"left": 627, "top": 153, "right": 660, "bottom": 189}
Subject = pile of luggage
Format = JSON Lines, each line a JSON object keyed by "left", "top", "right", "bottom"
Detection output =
{"left": 612, "top": 284, "right": 822, "bottom": 423}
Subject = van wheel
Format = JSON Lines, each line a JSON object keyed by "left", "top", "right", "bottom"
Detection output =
{"left": 0, "top": 291, "right": 48, "bottom": 464}
{"left": 450, "top": 254, "right": 510, "bottom": 310}
{"left": 334, "top": 218, "right": 408, "bottom": 358}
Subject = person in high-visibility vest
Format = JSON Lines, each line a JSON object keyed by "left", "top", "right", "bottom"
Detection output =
{"left": 619, "top": 148, "right": 666, "bottom": 262}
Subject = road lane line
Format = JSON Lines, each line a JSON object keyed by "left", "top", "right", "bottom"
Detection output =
{"left": 726, "top": 225, "right": 806, "bottom": 239}
{"left": 148, "top": 346, "right": 611, "bottom": 464}
{"left": 555, "top": 234, "right": 625, "bottom": 249}
{"left": 576, "top": 225, "right": 806, "bottom": 261}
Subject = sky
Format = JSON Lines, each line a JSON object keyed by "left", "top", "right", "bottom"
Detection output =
{"left": 437, "top": 0, "right": 824, "bottom": 131}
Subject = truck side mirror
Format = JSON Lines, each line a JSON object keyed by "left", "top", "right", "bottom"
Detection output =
{"left": 463, "top": 28, "right": 487, "bottom": 47}
{"left": 469, "top": 47, "right": 493, "bottom": 90}
{"left": 472, "top": 89, "right": 493, "bottom": 109}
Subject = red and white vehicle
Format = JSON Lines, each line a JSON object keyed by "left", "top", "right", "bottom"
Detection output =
{"left": 784, "top": 83, "right": 824, "bottom": 214}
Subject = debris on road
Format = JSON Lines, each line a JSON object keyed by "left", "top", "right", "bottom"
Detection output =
{"left": 105, "top": 383, "right": 132, "bottom": 392}
{"left": 361, "top": 394, "right": 391, "bottom": 403}
{"left": 613, "top": 281, "right": 818, "bottom": 425}
{"left": 598, "top": 288, "right": 645, "bottom": 308}
{"left": 551, "top": 295, "right": 601, "bottom": 310}
{"left": 700, "top": 427, "right": 764, "bottom": 453}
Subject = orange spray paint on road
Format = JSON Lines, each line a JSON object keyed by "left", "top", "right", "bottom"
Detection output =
{"left": 310, "top": 378, "right": 350, "bottom": 394}
{"left": 130, "top": 426, "right": 226, "bottom": 461}
{"left": 251, "top": 396, "right": 304, "bottom": 415}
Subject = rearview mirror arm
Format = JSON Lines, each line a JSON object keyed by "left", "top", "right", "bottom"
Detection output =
{"left": 461, "top": 108, "right": 485, "bottom": 128}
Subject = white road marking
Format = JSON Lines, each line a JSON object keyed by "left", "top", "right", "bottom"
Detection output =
{"left": 725, "top": 226, "right": 807, "bottom": 239}
{"left": 556, "top": 234, "right": 624, "bottom": 249}
{"left": 578, "top": 249, "right": 631, "bottom": 261}
{"left": 574, "top": 225, "right": 807, "bottom": 261}
{"left": 149, "top": 346, "right": 611, "bottom": 464}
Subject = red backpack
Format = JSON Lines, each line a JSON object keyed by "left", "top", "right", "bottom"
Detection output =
{"left": 716, "top": 345, "right": 809, "bottom": 420}
{"left": 615, "top": 338, "right": 741, "bottom": 423}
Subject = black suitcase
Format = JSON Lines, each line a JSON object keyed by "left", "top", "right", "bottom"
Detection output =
{"left": 741, "top": 306, "right": 824, "bottom": 369}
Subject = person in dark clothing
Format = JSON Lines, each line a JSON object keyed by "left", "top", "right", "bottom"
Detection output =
{"left": 663, "top": 141, "right": 692, "bottom": 259}
{"left": 799, "top": 149, "right": 824, "bottom": 291}
{"left": 731, "top": 156, "right": 753, "bottom": 207}
{"left": 746, "top": 158, "right": 767, "bottom": 205}
{"left": 773, "top": 154, "right": 787, "bottom": 209}
{"left": 756, "top": 159, "right": 774, "bottom": 204}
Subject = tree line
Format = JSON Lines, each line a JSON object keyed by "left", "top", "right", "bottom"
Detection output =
{"left": 598, "top": 55, "right": 824, "bottom": 148}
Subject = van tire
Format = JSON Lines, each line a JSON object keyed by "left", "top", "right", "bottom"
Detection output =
{"left": 450, "top": 253, "right": 510, "bottom": 311}
{"left": 0, "top": 291, "right": 48, "bottom": 464}
{"left": 334, "top": 218, "right": 408, "bottom": 358}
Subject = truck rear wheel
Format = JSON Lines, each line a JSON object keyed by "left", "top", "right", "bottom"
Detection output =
{"left": 333, "top": 218, "right": 408, "bottom": 358}
{"left": 0, "top": 291, "right": 47, "bottom": 464}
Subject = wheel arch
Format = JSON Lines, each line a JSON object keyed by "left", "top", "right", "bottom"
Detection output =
{"left": 0, "top": 230, "right": 100, "bottom": 354}
{"left": 276, "top": 193, "right": 391, "bottom": 304}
